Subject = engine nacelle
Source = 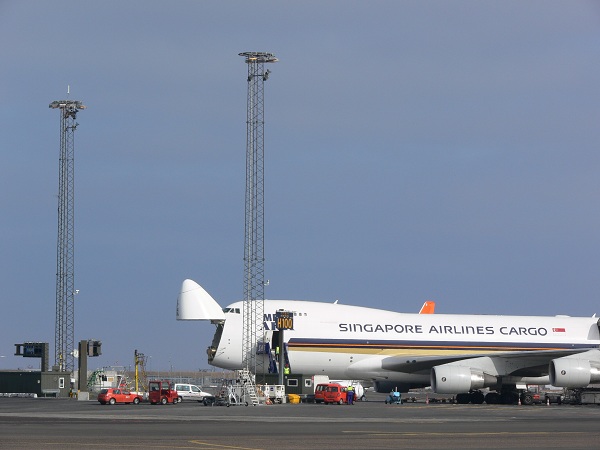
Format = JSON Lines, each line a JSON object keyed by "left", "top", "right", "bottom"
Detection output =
{"left": 549, "top": 357, "right": 600, "bottom": 387}
{"left": 431, "top": 365, "right": 496, "bottom": 394}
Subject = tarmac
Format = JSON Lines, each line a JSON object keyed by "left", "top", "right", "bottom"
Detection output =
{"left": 1, "top": 392, "right": 600, "bottom": 449}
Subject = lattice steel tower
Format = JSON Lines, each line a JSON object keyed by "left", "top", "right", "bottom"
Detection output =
{"left": 49, "top": 98, "right": 86, "bottom": 372}
{"left": 239, "top": 52, "right": 277, "bottom": 376}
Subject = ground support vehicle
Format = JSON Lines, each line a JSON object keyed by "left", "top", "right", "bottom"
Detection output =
{"left": 201, "top": 395, "right": 218, "bottom": 406}
{"left": 174, "top": 383, "right": 214, "bottom": 403}
{"left": 385, "top": 391, "right": 402, "bottom": 404}
{"left": 519, "top": 388, "right": 563, "bottom": 405}
{"left": 148, "top": 380, "right": 179, "bottom": 405}
{"left": 320, "top": 383, "right": 347, "bottom": 405}
{"left": 580, "top": 391, "right": 600, "bottom": 404}
{"left": 542, "top": 392, "right": 563, "bottom": 404}
{"left": 97, "top": 388, "right": 142, "bottom": 405}
{"left": 564, "top": 388, "right": 600, "bottom": 404}
{"left": 453, "top": 387, "right": 561, "bottom": 405}
{"left": 261, "top": 385, "right": 285, "bottom": 404}
{"left": 314, "top": 383, "right": 327, "bottom": 404}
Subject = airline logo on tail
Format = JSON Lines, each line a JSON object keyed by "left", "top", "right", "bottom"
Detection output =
{"left": 419, "top": 301, "right": 435, "bottom": 314}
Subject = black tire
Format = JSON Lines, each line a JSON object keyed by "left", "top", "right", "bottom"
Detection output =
{"left": 339, "top": 399, "right": 344, "bottom": 405}
{"left": 522, "top": 393, "right": 534, "bottom": 406}
{"left": 456, "top": 393, "right": 470, "bottom": 404}
{"left": 471, "top": 391, "right": 485, "bottom": 404}
{"left": 501, "top": 391, "right": 518, "bottom": 405}
{"left": 133, "top": 397, "right": 140, "bottom": 405}
{"left": 160, "top": 397, "right": 167, "bottom": 405}
{"left": 109, "top": 398, "right": 116, "bottom": 405}
{"left": 485, "top": 392, "right": 500, "bottom": 404}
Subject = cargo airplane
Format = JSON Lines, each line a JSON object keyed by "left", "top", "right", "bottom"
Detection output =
{"left": 177, "top": 279, "right": 600, "bottom": 404}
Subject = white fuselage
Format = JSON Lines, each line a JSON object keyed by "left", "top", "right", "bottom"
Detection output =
{"left": 209, "top": 299, "right": 600, "bottom": 384}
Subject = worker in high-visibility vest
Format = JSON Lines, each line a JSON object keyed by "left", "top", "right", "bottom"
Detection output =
{"left": 347, "top": 385, "right": 355, "bottom": 405}
{"left": 283, "top": 364, "right": 290, "bottom": 375}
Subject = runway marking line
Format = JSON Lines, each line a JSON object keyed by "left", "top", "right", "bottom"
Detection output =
{"left": 188, "top": 441, "right": 264, "bottom": 450}
{"left": 343, "top": 431, "right": 586, "bottom": 437}
{"left": 37, "top": 444, "right": 234, "bottom": 449}
{"left": 36, "top": 442, "right": 264, "bottom": 450}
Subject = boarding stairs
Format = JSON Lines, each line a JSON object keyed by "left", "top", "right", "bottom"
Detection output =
{"left": 238, "top": 369, "right": 259, "bottom": 406}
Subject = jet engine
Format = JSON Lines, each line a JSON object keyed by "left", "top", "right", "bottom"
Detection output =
{"left": 431, "top": 365, "right": 496, "bottom": 394}
{"left": 549, "top": 357, "right": 600, "bottom": 387}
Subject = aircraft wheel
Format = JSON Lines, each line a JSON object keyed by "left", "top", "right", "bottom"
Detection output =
{"left": 485, "top": 392, "right": 500, "bottom": 404}
{"left": 456, "top": 393, "right": 470, "bottom": 404}
{"left": 500, "top": 391, "right": 517, "bottom": 404}
{"left": 471, "top": 391, "right": 485, "bottom": 404}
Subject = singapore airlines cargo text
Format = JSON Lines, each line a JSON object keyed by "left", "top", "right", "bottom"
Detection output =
{"left": 338, "top": 324, "right": 550, "bottom": 336}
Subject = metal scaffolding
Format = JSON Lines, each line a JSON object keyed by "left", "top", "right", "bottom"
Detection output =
{"left": 239, "top": 52, "right": 277, "bottom": 378}
{"left": 49, "top": 98, "right": 86, "bottom": 372}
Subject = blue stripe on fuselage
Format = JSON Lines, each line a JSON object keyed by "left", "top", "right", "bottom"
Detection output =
{"left": 287, "top": 338, "right": 597, "bottom": 351}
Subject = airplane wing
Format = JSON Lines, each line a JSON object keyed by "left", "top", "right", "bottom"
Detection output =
{"left": 379, "top": 348, "right": 592, "bottom": 376}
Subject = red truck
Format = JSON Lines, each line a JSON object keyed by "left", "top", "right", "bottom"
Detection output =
{"left": 148, "top": 380, "right": 179, "bottom": 405}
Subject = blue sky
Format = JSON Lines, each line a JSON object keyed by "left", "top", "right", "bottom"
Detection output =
{"left": 1, "top": 1, "right": 600, "bottom": 372}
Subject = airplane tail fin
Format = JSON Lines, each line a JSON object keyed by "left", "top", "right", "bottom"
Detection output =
{"left": 419, "top": 301, "right": 436, "bottom": 314}
{"left": 176, "top": 279, "right": 226, "bottom": 321}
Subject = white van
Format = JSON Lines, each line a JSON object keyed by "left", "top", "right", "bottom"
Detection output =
{"left": 174, "top": 384, "right": 213, "bottom": 403}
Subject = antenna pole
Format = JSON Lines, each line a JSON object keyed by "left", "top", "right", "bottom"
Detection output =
{"left": 49, "top": 98, "right": 86, "bottom": 372}
{"left": 239, "top": 52, "right": 277, "bottom": 380}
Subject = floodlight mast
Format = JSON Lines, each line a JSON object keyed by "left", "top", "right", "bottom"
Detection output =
{"left": 49, "top": 99, "right": 86, "bottom": 372}
{"left": 239, "top": 52, "right": 277, "bottom": 380}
